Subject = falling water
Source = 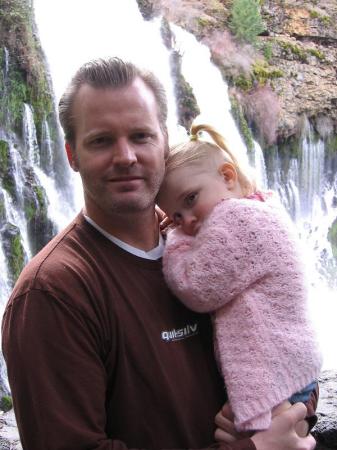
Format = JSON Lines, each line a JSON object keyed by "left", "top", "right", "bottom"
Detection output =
{"left": 265, "top": 122, "right": 337, "bottom": 369}
{"left": 23, "top": 104, "right": 40, "bottom": 167}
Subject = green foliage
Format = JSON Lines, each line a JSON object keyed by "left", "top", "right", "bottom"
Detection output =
{"left": 0, "top": 139, "right": 16, "bottom": 196}
{"left": 232, "top": 60, "right": 283, "bottom": 92}
{"left": 279, "top": 41, "right": 307, "bottom": 62}
{"left": 0, "top": 395, "right": 13, "bottom": 412}
{"left": 170, "top": 51, "right": 200, "bottom": 130}
{"left": 197, "top": 16, "right": 212, "bottom": 30}
{"left": 9, "top": 232, "right": 25, "bottom": 282}
{"left": 320, "top": 15, "right": 331, "bottom": 25}
{"left": 262, "top": 42, "right": 273, "bottom": 62}
{"left": 310, "top": 9, "right": 331, "bottom": 25}
{"left": 0, "top": 0, "right": 54, "bottom": 139}
{"left": 0, "top": 140, "right": 9, "bottom": 173}
{"left": 308, "top": 48, "right": 324, "bottom": 60}
{"left": 279, "top": 41, "right": 325, "bottom": 63}
{"left": 229, "top": 0, "right": 265, "bottom": 44}
{"left": 233, "top": 74, "right": 253, "bottom": 91}
{"left": 24, "top": 184, "right": 48, "bottom": 221}
{"left": 252, "top": 61, "right": 284, "bottom": 85}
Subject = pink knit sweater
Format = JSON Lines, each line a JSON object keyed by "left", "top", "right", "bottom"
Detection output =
{"left": 163, "top": 197, "right": 322, "bottom": 431}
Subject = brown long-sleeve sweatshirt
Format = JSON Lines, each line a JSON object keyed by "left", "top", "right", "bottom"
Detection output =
{"left": 2, "top": 214, "right": 317, "bottom": 450}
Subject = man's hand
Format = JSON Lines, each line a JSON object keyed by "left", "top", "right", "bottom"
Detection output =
{"left": 251, "top": 402, "right": 316, "bottom": 450}
{"left": 155, "top": 205, "right": 172, "bottom": 235}
{"left": 214, "top": 403, "right": 252, "bottom": 443}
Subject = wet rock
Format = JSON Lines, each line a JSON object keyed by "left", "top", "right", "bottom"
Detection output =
{"left": 313, "top": 370, "right": 337, "bottom": 449}
{"left": 0, "top": 410, "right": 22, "bottom": 450}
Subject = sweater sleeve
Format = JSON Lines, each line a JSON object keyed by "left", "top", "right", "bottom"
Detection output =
{"left": 163, "top": 200, "right": 275, "bottom": 313}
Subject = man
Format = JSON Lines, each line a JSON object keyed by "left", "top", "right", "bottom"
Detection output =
{"left": 2, "top": 57, "right": 317, "bottom": 450}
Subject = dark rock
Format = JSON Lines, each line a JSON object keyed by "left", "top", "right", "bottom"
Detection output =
{"left": 135, "top": 0, "right": 156, "bottom": 21}
{"left": 169, "top": 50, "right": 200, "bottom": 131}
{"left": 313, "top": 370, "right": 337, "bottom": 449}
{"left": 23, "top": 170, "right": 54, "bottom": 255}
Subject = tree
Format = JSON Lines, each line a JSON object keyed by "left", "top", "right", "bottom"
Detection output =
{"left": 229, "top": 0, "right": 265, "bottom": 44}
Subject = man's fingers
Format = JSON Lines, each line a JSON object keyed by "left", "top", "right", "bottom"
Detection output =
{"left": 221, "top": 402, "right": 235, "bottom": 420}
{"left": 214, "top": 428, "right": 237, "bottom": 443}
{"left": 286, "top": 402, "right": 308, "bottom": 425}
{"left": 215, "top": 412, "right": 237, "bottom": 433}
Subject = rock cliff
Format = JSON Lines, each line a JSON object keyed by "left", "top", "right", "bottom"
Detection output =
{"left": 137, "top": 0, "right": 337, "bottom": 147}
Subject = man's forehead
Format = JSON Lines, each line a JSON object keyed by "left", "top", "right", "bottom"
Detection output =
{"left": 75, "top": 77, "right": 152, "bottom": 100}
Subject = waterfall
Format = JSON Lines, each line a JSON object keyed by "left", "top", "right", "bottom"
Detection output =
{"left": 23, "top": 104, "right": 40, "bottom": 167}
{"left": 1, "top": 0, "right": 336, "bottom": 376}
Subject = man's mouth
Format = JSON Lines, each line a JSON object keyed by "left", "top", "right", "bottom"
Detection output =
{"left": 107, "top": 176, "right": 143, "bottom": 183}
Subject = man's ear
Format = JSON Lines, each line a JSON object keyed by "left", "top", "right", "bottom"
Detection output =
{"left": 218, "top": 162, "right": 237, "bottom": 187}
{"left": 65, "top": 142, "right": 79, "bottom": 172}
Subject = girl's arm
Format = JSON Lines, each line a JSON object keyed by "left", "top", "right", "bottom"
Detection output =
{"left": 163, "top": 200, "right": 276, "bottom": 313}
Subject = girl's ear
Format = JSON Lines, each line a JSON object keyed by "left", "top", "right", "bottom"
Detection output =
{"left": 65, "top": 143, "right": 79, "bottom": 172}
{"left": 218, "top": 162, "right": 237, "bottom": 187}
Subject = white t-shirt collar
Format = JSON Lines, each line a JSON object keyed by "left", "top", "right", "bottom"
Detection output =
{"left": 84, "top": 214, "right": 164, "bottom": 260}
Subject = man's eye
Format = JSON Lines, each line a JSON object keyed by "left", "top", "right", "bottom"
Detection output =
{"left": 132, "top": 132, "right": 153, "bottom": 142}
{"left": 90, "top": 136, "right": 111, "bottom": 147}
{"left": 185, "top": 193, "right": 197, "bottom": 206}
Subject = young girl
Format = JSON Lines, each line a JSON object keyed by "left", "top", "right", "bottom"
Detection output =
{"left": 157, "top": 123, "right": 322, "bottom": 432}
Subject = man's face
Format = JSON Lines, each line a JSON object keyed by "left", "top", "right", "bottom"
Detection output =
{"left": 69, "top": 78, "right": 168, "bottom": 222}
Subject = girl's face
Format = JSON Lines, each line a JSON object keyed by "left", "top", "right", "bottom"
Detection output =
{"left": 157, "top": 161, "right": 242, "bottom": 236}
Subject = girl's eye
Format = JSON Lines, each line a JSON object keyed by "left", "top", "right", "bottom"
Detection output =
{"left": 172, "top": 212, "right": 182, "bottom": 226}
{"left": 185, "top": 192, "right": 197, "bottom": 206}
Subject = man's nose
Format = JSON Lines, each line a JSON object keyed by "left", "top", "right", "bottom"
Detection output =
{"left": 113, "top": 139, "right": 137, "bottom": 166}
{"left": 181, "top": 213, "right": 197, "bottom": 236}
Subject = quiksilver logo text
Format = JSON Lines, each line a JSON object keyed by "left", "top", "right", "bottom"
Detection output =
{"left": 161, "top": 323, "right": 198, "bottom": 342}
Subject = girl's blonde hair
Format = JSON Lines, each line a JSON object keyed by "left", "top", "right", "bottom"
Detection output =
{"left": 166, "top": 123, "right": 256, "bottom": 196}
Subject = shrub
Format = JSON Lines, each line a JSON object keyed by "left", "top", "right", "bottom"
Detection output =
{"left": 0, "top": 395, "right": 12, "bottom": 412}
{"left": 229, "top": 0, "right": 265, "bottom": 44}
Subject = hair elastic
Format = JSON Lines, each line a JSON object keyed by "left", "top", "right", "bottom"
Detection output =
{"left": 189, "top": 134, "right": 198, "bottom": 141}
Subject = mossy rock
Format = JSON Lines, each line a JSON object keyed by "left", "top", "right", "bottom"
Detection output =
{"left": 0, "top": 139, "right": 17, "bottom": 199}
{"left": 0, "top": 395, "right": 13, "bottom": 412}
{"left": 326, "top": 135, "right": 337, "bottom": 154}
{"left": 160, "top": 17, "right": 173, "bottom": 50}
{"left": 135, "top": 0, "right": 156, "bottom": 20}
{"left": 0, "top": 189, "right": 5, "bottom": 225}
{"left": 230, "top": 95, "right": 254, "bottom": 152}
{"left": 23, "top": 174, "right": 54, "bottom": 255}
{"left": 169, "top": 50, "right": 200, "bottom": 131}
{"left": 328, "top": 217, "right": 337, "bottom": 260}
{"left": 1, "top": 222, "right": 26, "bottom": 284}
